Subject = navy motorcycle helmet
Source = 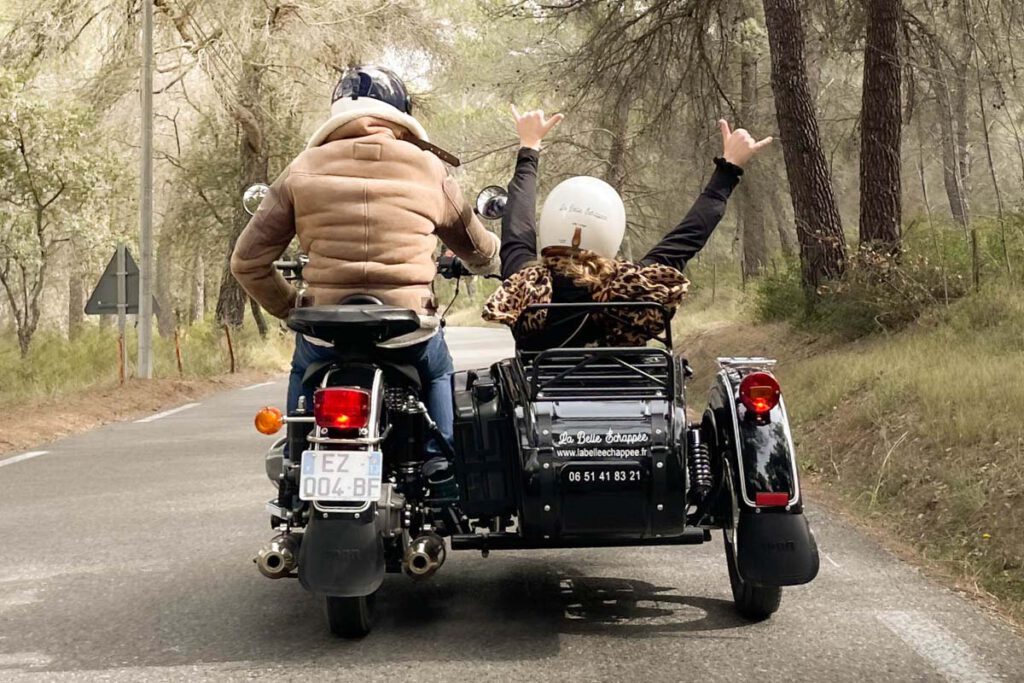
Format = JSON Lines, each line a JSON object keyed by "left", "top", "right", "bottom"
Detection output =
{"left": 332, "top": 65, "right": 412, "bottom": 115}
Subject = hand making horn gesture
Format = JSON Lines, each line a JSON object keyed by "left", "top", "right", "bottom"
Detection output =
{"left": 718, "top": 119, "right": 774, "bottom": 167}
{"left": 512, "top": 105, "right": 564, "bottom": 151}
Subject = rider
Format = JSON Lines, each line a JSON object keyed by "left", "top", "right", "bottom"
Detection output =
{"left": 483, "top": 107, "right": 772, "bottom": 347}
{"left": 231, "top": 65, "right": 500, "bottom": 453}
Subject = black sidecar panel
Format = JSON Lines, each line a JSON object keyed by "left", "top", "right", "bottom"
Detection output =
{"left": 506, "top": 347, "right": 689, "bottom": 541}
{"left": 452, "top": 367, "right": 519, "bottom": 517}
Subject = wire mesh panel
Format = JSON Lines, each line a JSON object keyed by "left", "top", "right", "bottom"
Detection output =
{"left": 525, "top": 347, "right": 673, "bottom": 401}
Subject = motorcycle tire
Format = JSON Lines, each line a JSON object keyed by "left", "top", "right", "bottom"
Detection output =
{"left": 724, "top": 533, "right": 781, "bottom": 621}
{"left": 325, "top": 591, "right": 376, "bottom": 638}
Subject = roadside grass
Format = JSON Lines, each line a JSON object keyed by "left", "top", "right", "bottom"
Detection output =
{"left": 781, "top": 286, "right": 1024, "bottom": 619}
{"left": 0, "top": 319, "right": 291, "bottom": 407}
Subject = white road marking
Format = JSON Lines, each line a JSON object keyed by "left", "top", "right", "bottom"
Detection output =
{"left": 0, "top": 589, "right": 39, "bottom": 611}
{"left": 824, "top": 552, "right": 841, "bottom": 568}
{"left": 877, "top": 610, "right": 997, "bottom": 682}
{"left": 134, "top": 402, "right": 200, "bottom": 423}
{"left": 0, "top": 451, "right": 49, "bottom": 469}
{"left": 241, "top": 381, "right": 276, "bottom": 391}
{"left": 0, "top": 651, "right": 53, "bottom": 668}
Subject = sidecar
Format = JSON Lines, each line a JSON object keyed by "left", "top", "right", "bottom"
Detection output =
{"left": 448, "top": 302, "right": 819, "bottom": 619}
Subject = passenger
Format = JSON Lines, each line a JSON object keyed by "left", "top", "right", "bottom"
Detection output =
{"left": 231, "top": 65, "right": 500, "bottom": 454}
{"left": 483, "top": 107, "right": 772, "bottom": 349}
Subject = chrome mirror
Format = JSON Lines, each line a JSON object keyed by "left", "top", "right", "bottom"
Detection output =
{"left": 475, "top": 186, "right": 508, "bottom": 220}
{"left": 242, "top": 183, "right": 271, "bottom": 216}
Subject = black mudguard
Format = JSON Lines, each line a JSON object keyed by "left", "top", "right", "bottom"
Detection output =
{"left": 737, "top": 511, "right": 819, "bottom": 586}
{"left": 298, "top": 508, "right": 383, "bottom": 597}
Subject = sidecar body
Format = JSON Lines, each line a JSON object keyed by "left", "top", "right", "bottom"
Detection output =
{"left": 449, "top": 302, "right": 818, "bottom": 618}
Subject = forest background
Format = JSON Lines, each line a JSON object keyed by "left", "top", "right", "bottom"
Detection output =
{"left": 2, "top": 0, "right": 1023, "bottom": 622}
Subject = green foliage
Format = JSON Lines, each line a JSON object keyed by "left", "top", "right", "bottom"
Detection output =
{"left": 0, "top": 66, "right": 124, "bottom": 353}
{"left": 0, "top": 320, "right": 290, "bottom": 406}
{"left": 753, "top": 264, "right": 806, "bottom": 323}
{"left": 752, "top": 221, "right": 1010, "bottom": 338}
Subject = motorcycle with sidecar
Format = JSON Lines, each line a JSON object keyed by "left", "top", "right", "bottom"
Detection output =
{"left": 242, "top": 183, "right": 819, "bottom": 638}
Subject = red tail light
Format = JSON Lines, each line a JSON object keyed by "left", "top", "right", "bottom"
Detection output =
{"left": 739, "top": 372, "right": 781, "bottom": 414}
{"left": 314, "top": 388, "right": 371, "bottom": 430}
{"left": 755, "top": 492, "right": 790, "bottom": 507}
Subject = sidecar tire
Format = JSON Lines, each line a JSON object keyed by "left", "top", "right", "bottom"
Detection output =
{"left": 325, "top": 592, "right": 376, "bottom": 638}
{"left": 725, "top": 534, "right": 781, "bottom": 621}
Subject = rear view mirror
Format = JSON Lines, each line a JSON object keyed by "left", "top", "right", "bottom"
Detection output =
{"left": 475, "top": 186, "right": 508, "bottom": 220}
{"left": 243, "top": 183, "right": 271, "bottom": 216}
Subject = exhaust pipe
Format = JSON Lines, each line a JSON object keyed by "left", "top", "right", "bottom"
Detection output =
{"left": 255, "top": 533, "right": 299, "bottom": 579}
{"left": 404, "top": 533, "right": 446, "bottom": 579}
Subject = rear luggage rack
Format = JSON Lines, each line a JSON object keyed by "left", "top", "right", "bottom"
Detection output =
{"left": 515, "top": 302, "right": 676, "bottom": 402}
{"left": 524, "top": 347, "right": 673, "bottom": 401}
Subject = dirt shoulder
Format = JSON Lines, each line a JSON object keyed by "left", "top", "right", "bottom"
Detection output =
{"left": 0, "top": 370, "right": 280, "bottom": 457}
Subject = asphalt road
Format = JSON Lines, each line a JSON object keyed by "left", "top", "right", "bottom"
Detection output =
{"left": 2, "top": 327, "right": 1022, "bottom": 682}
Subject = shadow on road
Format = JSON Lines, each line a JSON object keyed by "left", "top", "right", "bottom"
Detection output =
{"left": 0, "top": 556, "right": 753, "bottom": 672}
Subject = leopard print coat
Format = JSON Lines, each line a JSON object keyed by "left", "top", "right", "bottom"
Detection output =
{"left": 482, "top": 254, "right": 689, "bottom": 346}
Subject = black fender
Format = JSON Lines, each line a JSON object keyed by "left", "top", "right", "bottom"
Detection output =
{"left": 298, "top": 508, "right": 383, "bottom": 597}
{"left": 707, "top": 364, "right": 819, "bottom": 585}
{"left": 737, "top": 511, "right": 819, "bottom": 585}
{"left": 708, "top": 368, "right": 800, "bottom": 510}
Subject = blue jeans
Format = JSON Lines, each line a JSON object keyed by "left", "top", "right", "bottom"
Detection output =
{"left": 286, "top": 331, "right": 455, "bottom": 456}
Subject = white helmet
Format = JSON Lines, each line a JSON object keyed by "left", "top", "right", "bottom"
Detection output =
{"left": 538, "top": 176, "right": 626, "bottom": 259}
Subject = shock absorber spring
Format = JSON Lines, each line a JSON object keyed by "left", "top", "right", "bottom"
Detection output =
{"left": 687, "top": 428, "right": 713, "bottom": 504}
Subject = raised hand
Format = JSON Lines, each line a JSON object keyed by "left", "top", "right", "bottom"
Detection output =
{"left": 719, "top": 119, "right": 773, "bottom": 167}
{"left": 512, "top": 105, "right": 564, "bottom": 151}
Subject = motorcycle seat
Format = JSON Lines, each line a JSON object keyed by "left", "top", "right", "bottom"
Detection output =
{"left": 288, "top": 305, "right": 421, "bottom": 346}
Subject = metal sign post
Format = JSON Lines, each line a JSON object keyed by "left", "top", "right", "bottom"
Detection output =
{"left": 86, "top": 245, "right": 158, "bottom": 383}
{"left": 116, "top": 243, "right": 128, "bottom": 383}
{"left": 137, "top": 0, "right": 155, "bottom": 379}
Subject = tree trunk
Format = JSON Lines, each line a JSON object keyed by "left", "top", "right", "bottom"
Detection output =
{"left": 605, "top": 89, "right": 636, "bottom": 260}
{"left": 762, "top": 0, "right": 847, "bottom": 287}
{"left": 156, "top": 228, "right": 177, "bottom": 336}
{"left": 215, "top": 59, "right": 268, "bottom": 328}
{"left": 737, "top": 1, "right": 768, "bottom": 277}
{"left": 927, "top": 42, "right": 971, "bottom": 232}
{"left": 250, "top": 297, "right": 269, "bottom": 339}
{"left": 189, "top": 253, "right": 205, "bottom": 323}
{"left": 767, "top": 185, "right": 798, "bottom": 258}
{"left": 858, "top": 0, "right": 903, "bottom": 251}
{"left": 68, "top": 271, "right": 84, "bottom": 337}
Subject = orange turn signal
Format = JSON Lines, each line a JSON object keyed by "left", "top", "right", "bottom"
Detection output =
{"left": 254, "top": 406, "right": 284, "bottom": 435}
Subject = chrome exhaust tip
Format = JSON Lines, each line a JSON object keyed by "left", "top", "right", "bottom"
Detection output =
{"left": 404, "top": 533, "right": 446, "bottom": 579}
{"left": 255, "top": 533, "right": 299, "bottom": 579}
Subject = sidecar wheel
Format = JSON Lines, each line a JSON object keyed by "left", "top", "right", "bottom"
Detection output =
{"left": 724, "top": 534, "right": 781, "bottom": 621}
{"left": 325, "top": 591, "right": 376, "bottom": 638}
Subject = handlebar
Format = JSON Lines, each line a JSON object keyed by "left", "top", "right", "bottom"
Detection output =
{"left": 437, "top": 255, "right": 502, "bottom": 281}
{"left": 437, "top": 255, "right": 471, "bottom": 280}
{"left": 274, "top": 255, "right": 308, "bottom": 282}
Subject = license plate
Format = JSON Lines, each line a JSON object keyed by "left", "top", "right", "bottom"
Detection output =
{"left": 562, "top": 463, "right": 644, "bottom": 492}
{"left": 299, "top": 450, "right": 382, "bottom": 502}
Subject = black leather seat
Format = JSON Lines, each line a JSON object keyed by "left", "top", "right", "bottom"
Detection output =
{"left": 288, "top": 305, "right": 420, "bottom": 347}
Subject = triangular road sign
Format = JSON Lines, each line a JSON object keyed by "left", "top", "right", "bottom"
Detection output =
{"left": 85, "top": 247, "right": 140, "bottom": 315}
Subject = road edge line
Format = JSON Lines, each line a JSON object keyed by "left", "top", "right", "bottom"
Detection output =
{"left": 134, "top": 402, "right": 201, "bottom": 423}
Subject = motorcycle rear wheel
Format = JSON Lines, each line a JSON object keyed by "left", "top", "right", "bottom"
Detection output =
{"left": 724, "top": 533, "right": 782, "bottom": 620}
{"left": 722, "top": 459, "right": 781, "bottom": 620}
{"left": 325, "top": 591, "right": 376, "bottom": 638}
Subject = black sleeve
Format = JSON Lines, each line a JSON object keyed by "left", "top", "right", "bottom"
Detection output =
{"left": 639, "top": 158, "right": 744, "bottom": 273}
{"left": 499, "top": 147, "right": 541, "bottom": 280}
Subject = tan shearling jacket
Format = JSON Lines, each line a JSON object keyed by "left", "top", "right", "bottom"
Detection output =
{"left": 230, "top": 117, "right": 499, "bottom": 321}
